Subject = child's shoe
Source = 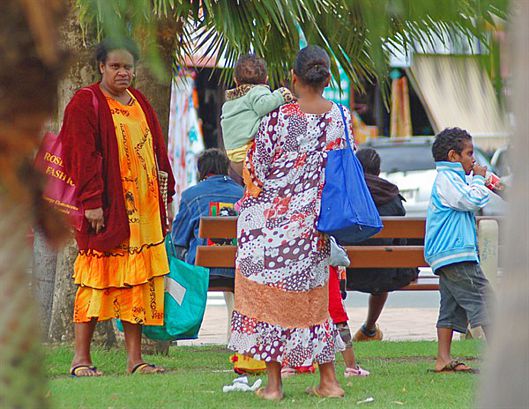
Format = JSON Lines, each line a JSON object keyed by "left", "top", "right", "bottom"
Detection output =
{"left": 344, "top": 365, "right": 370, "bottom": 377}
{"left": 353, "top": 324, "right": 383, "bottom": 342}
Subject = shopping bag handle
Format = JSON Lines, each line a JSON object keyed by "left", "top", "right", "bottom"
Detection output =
{"left": 165, "top": 234, "right": 178, "bottom": 259}
{"left": 337, "top": 104, "right": 353, "bottom": 151}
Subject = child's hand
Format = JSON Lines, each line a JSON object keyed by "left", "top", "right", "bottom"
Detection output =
{"left": 472, "top": 163, "right": 487, "bottom": 177}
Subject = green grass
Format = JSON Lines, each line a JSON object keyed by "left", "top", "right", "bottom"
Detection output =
{"left": 46, "top": 341, "right": 483, "bottom": 409}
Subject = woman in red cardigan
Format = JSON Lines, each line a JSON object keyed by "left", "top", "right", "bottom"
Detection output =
{"left": 61, "top": 38, "right": 175, "bottom": 377}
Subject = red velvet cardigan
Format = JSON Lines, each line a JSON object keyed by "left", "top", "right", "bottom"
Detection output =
{"left": 61, "top": 83, "right": 176, "bottom": 251}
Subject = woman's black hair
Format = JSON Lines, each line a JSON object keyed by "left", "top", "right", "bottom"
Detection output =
{"left": 197, "top": 148, "right": 230, "bottom": 181}
{"left": 432, "top": 127, "right": 472, "bottom": 162}
{"left": 95, "top": 37, "right": 140, "bottom": 64}
{"left": 294, "top": 45, "right": 331, "bottom": 87}
{"left": 356, "top": 148, "right": 381, "bottom": 176}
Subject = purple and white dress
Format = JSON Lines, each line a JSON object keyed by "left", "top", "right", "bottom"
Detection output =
{"left": 228, "top": 102, "right": 353, "bottom": 367}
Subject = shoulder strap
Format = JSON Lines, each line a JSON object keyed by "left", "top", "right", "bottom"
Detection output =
{"left": 337, "top": 104, "right": 353, "bottom": 150}
{"left": 81, "top": 87, "right": 99, "bottom": 122}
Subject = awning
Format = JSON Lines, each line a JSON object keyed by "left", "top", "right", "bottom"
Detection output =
{"left": 407, "top": 54, "right": 507, "bottom": 148}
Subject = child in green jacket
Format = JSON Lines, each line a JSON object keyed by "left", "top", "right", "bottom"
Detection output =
{"left": 221, "top": 54, "right": 292, "bottom": 176}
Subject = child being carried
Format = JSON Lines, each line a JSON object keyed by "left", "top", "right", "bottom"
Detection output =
{"left": 221, "top": 54, "right": 293, "bottom": 177}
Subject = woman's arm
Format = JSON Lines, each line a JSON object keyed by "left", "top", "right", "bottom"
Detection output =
{"left": 61, "top": 90, "right": 104, "bottom": 211}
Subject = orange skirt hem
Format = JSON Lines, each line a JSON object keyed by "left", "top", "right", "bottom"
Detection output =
{"left": 73, "top": 275, "right": 165, "bottom": 325}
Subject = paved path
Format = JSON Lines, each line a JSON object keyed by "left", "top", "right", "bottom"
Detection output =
{"left": 179, "top": 305, "right": 439, "bottom": 346}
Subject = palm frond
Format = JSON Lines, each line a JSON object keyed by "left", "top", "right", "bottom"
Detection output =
{"left": 75, "top": 0, "right": 509, "bottom": 91}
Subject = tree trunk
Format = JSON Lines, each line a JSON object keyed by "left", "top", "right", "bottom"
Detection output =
{"left": 32, "top": 229, "right": 58, "bottom": 340}
{"left": 47, "top": 1, "right": 117, "bottom": 347}
{"left": 0, "top": 0, "right": 67, "bottom": 407}
{"left": 135, "top": 17, "right": 181, "bottom": 139}
{"left": 478, "top": 3, "right": 529, "bottom": 407}
{"left": 0, "top": 199, "right": 50, "bottom": 408}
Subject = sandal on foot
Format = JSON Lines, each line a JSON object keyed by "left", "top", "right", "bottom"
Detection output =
{"left": 344, "top": 365, "right": 370, "bottom": 377}
{"left": 353, "top": 324, "right": 383, "bottom": 342}
{"left": 281, "top": 367, "right": 298, "bottom": 378}
{"left": 70, "top": 365, "right": 102, "bottom": 377}
{"left": 130, "top": 362, "right": 165, "bottom": 375}
{"left": 305, "top": 386, "right": 344, "bottom": 399}
{"left": 429, "top": 360, "right": 478, "bottom": 374}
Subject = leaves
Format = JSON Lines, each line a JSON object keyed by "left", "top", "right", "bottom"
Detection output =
{"left": 74, "top": 0, "right": 509, "bottom": 89}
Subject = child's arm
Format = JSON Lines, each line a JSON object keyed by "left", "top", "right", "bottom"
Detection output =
{"left": 437, "top": 173, "right": 490, "bottom": 212}
{"left": 248, "top": 86, "right": 293, "bottom": 117}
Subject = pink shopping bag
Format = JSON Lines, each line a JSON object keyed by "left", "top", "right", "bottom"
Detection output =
{"left": 34, "top": 87, "right": 99, "bottom": 231}
{"left": 34, "top": 131, "right": 84, "bottom": 230}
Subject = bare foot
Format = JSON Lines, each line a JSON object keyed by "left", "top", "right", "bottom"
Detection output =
{"left": 306, "top": 385, "right": 345, "bottom": 398}
{"left": 255, "top": 387, "right": 284, "bottom": 401}
{"left": 129, "top": 362, "right": 165, "bottom": 374}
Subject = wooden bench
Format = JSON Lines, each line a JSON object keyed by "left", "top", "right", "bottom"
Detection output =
{"left": 196, "top": 216, "right": 441, "bottom": 292}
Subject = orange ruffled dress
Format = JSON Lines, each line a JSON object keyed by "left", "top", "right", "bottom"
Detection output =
{"left": 73, "top": 91, "right": 169, "bottom": 325}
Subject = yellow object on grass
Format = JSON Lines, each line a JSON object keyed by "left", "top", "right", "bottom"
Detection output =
{"left": 230, "top": 353, "right": 267, "bottom": 375}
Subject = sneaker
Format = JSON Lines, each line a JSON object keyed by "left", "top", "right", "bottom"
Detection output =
{"left": 352, "top": 324, "right": 383, "bottom": 342}
{"left": 344, "top": 365, "right": 370, "bottom": 377}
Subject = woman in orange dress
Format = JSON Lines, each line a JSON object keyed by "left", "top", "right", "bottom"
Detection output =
{"left": 61, "top": 38, "right": 175, "bottom": 376}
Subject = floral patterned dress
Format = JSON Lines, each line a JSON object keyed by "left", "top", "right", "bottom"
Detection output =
{"left": 228, "top": 102, "right": 353, "bottom": 367}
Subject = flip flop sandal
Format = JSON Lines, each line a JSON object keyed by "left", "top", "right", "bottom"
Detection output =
{"left": 70, "top": 365, "right": 102, "bottom": 377}
{"left": 281, "top": 367, "right": 299, "bottom": 378}
{"left": 428, "top": 360, "right": 479, "bottom": 374}
{"left": 305, "top": 386, "right": 344, "bottom": 399}
{"left": 344, "top": 365, "right": 370, "bottom": 377}
{"left": 130, "top": 362, "right": 165, "bottom": 375}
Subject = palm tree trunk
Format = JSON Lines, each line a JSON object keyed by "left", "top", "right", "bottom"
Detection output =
{"left": 135, "top": 17, "right": 182, "bottom": 139}
{"left": 0, "top": 0, "right": 67, "bottom": 406}
{"left": 33, "top": 229, "right": 58, "bottom": 340}
{"left": 0, "top": 199, "right": 50, "bottom": 408}
{"left": 46, "top": 0, "right": 117, "bottom": 347}
{"left": 478, "top": 3, "right": 529, "bottom": 407}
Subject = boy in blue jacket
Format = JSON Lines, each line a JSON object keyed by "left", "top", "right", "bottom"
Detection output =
{"left": 425, "top": 128, "right": 492, "bottom": 373}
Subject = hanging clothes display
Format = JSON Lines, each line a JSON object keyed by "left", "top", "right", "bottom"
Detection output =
{"left": 167, "top": 70, "right": 205, "bottom": 210}
{"left": 390, "top": 74, "right": 413, "bottom": 138}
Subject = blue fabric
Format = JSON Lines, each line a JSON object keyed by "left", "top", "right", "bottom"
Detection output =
{"left": 424, "top": 161, "right": 483, "bottom": 272}
{"left": 171, "top": 175, "right": 243, "bottom": 278}
{"left": 317, "top": 105, "right": 382, "bottom": 244}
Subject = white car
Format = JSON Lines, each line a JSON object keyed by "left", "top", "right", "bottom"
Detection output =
{"left": 360, "top": 137, "right": 506, "bottom": 217}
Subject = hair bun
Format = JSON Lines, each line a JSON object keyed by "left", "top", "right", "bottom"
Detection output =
{"left": 303, "top": 63, "right": 329, "bottom": 84}
{"left": 294, "top": 46, "right": 331, "bottom": 87}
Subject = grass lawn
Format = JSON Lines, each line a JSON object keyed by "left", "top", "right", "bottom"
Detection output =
{"left": 46, "top": 340, "right": 483, "bottom": 408}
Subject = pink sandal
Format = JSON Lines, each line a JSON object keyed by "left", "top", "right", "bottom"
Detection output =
{"left": 344, "top": 365, "right": 370, "bottom": 377}
{"left": 280, "top": 367, "right": 298, "bottom": 378}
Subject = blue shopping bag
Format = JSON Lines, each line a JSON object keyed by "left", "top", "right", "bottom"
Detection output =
{"left": 317, "top": 105, "right": 383, "bottom": 244}
{"left": 117, "top": 236, "right": 210, "bottom": 341}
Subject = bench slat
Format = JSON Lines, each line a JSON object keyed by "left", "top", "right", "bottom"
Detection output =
{"left": 198, "top": 216, "right": 238, "bottom": 239}
{"left": 195, "top": 245, "right": 426, "bottom": 268}
{"left": 207, "top": 284, "right": 440, "bottom": 292}
{"left": 198, "top": 216, "right": 427, "bottom": 239}
{"left": 196, "top": 246, "right": 237, "bottom": 268}
{"left": 347, "top": 246, "right": 426, "bottom": 268}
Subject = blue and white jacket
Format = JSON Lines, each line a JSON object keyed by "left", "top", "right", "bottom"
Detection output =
{"left": 424, "top": 161, "right": 490, "bottom": 273}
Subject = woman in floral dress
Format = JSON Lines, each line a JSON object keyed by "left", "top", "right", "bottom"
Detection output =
{"left": 229, "top": 46, "right": 354, "bottom": 400}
